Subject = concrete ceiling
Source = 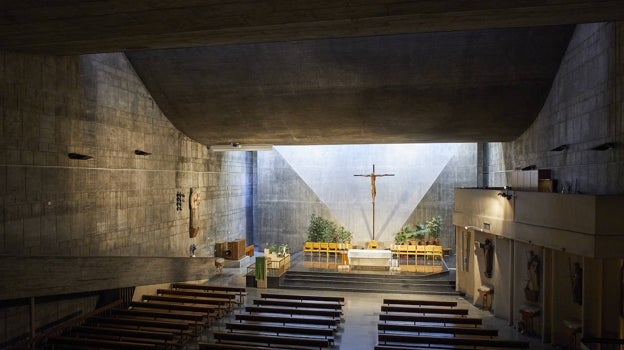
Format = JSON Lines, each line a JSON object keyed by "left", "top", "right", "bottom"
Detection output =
{"left": 2, "top": 1, "right": 623, "bottom": 146}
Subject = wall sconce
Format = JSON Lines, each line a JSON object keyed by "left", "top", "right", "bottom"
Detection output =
{"left": 497, "top": 186, "right": 513, "bottom": 200}
{"left": 550, "top": 144, "right": 568, "bottom": 152}
{"left": 68, "top": 153, "right": 93, "bottom": 160}
{"left": 134, "top": 149, "right": 152, "bottom": 156}
{"left": 590, "top": 142, "right": 616, "bottom": 151}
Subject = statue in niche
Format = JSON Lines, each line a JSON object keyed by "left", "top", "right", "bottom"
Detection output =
{"left": 524, "top": 251, "right": 540, "bottom": 302}
{"left": 482, "top": 239, "right": 494, "bottom": 278}
{"left": 570, "top": 261, "right": 583, "bottom": 305}
{"left": 189, "top": 188, "right": 201, "bottom": 238}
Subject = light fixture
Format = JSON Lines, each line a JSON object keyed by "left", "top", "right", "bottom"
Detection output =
{"left": 68, "top": 153, "right": 93, "bottom": 160}
{"left": 496, "top": 186, "right": 512, "bottom": 200}
{"left": 590, "top": 142, "right": 616, "bottom": 151}
{"left": 134, "top": 149, "right": 151, "bottom": 156}
{"left": 550, "top": 144, "right": 568, "bottom": 152}
{"left": 209, "top": 143, "right": 273, "bottom": 152}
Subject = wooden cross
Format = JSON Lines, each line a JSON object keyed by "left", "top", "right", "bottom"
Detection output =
{"left": 354, "top": 164, "right": 394, "bottom": 240}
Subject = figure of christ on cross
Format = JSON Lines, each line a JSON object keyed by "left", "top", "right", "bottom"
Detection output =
{"left": 354, "top": 164, "right": 395, "bottom": 240}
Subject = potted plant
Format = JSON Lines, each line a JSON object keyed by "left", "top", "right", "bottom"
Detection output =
{"left": 426, "top": 216, "right": 442, "bottom": 245}
{"left": 395, "top": 225, "right": 412, "bottom": 245}
{"left": 412, "top": 223, "right": 429, "bottom": 245}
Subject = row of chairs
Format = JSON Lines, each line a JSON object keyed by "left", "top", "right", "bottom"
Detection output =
{"left": 303, "top": 242, "right": 353, "bottom": 259}
{"left": 390, "top": 244, "right": 443, "bottom": 265}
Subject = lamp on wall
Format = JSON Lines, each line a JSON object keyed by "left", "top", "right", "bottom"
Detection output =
{"left": 497, "top": 185, "right": 513, "bottom": 200}
{"left": 68, "top": 153, "right": 93, "bottom": 160}
{"left": 590, "top": 142, "right": 616, "bottom": 151}
{"left": 550, "top": 144, "right": 568, "bottom": 152}
{"left": 134, "top": 149, "right": 152, "bottom": 156}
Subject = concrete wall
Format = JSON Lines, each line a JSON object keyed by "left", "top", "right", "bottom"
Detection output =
{"left": 484, "top": 23, "right": 623, "bottom": 195}
{"left": 474, "top": 22, "right": 624, "bottom": 346}
{"left": 255, "top": 150, "right": 332, "bottom": 252}
{"left": 0, "top": 52, "right": 252, "bottom": 345}
{"left": 258, "top": 144, "right": 477, "bottom": 251}
{"left": 405, "top": 143, "right": 477, "bottom": 249}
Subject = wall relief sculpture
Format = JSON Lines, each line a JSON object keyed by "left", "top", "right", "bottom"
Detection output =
{"left": 482, "top": 239, "right": 494, "bottom": 278}
{"left": 524, "top": 250, "right": 540, "bottom": 302}
{"left": 189, "top": 187, "right": 201, "bottom": 238}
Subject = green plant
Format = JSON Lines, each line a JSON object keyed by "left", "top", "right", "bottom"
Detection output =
{"left": 426, "top": 216, "right": 442, "bottom": 240}
{"left": 395, "top": 225, "right": 412, "bottom": 244}
{"left": 412, "top": 223, "right": 429, "bottom": 241}
{"left": 307, "top": 214, "right": 352, "bottom": 243}
{"left": 268, "top": 243, "right": 278, "bottom": 254}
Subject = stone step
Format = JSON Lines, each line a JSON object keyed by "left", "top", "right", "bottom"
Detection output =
{"left": 279, "top": 270, "right": 457, "bottom": 295}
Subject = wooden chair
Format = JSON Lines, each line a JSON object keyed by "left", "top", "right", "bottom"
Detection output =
{"left": 399, "top": 245, "right": 409, "bottom": 265}
{"left": 327, "top": 243, "right": 338, "bottom": 261}
{"left": 312, "top": 242, "right": 321, "bottom": 259}
{"left": 303, "top": 242, "right": 314, "bottom": 259}
{"left": 424, "top": 245, "right": 435, "bottom": 263}
{"left": 415, "top": 245, "right": 426, "bottom": 264}
{"left": 432, "top": 245, "right": 444, "bottom": 262}
{"left": 407, "top": 245, "right": 417, "bottom": 265}
{"left": 319, "top": 242, "right": 330, "bottom": 259}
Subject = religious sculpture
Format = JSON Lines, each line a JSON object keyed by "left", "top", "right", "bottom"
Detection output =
{"left": 189, "top": 188, "right": 201, "bottom": 238}
{"left": 354, "top": 164, "right": 394, "bottom": 240}
{"left": 482, "top": 239, "right": 494, "bottom": 278}
{"left": 571, "top": 261, "right": 583, "bottom": 305}
{"left": 524, "top": 251, "right": 540, "bottom": 302}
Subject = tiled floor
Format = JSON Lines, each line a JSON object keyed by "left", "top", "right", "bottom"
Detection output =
{"left": 196, "top": 255, "right": 560, "bottom": 350}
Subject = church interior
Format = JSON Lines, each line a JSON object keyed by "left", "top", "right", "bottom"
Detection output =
{"left": 1, "top": 2, "right": 624, "bottom": 349}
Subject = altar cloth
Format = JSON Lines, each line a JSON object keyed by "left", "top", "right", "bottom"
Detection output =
{"left": 348, "top": 249, "right": 392, "bottom": 267}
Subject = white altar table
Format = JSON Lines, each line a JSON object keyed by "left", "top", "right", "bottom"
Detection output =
{"left": 348, "top": 249, "right": 392, "bottom": 268}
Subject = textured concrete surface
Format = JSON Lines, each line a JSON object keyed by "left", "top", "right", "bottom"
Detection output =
{"left": 256, "top": 144, "right": 477, "bottom": 252}
{"left": 483, "top": 23, "right": 624, "bottom": 195}
{"left": 1, "top": 1, "right": 622, "bottom": 54}
{"left": 127, "top": 26, "right": 573, "bottom": 146}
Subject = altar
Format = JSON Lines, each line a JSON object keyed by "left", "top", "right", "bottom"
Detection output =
{"left": 348, "top": 249, "right": 392, "bottom": 269}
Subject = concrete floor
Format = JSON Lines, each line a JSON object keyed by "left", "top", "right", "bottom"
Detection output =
{"left": 194, "top": 257, "right": 561, "bottom": 350}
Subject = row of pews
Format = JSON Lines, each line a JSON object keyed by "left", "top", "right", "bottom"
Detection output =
{"left": 45, "top": 282, "right": 246, "bottom": 349}
{"left": 376, "top": 298, "right": 530, "bottom": 349}
{"left": 199, "top": 292, "right": 345, "bottom": 350}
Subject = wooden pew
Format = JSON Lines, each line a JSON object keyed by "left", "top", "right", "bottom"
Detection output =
{"left": 199, "top": 342, "right": 291, "bottom": 350}
{"left": 380, "top": 305, "right": 468, "bottom": 316}
{"left": 70, "top": 325, "right": 178, "bottom": 348}
{"left": 112, "top": 308, "right": 206, "bottom": 331}
{"left": 129, "top": 301, "right": 218, "bottom": 320}
{"left": 245, "top": 306, "right": 341, "bottom": 318}
{"left": 225, "top": 322, "right": 335, "bottom": 341}
{"left": 88, "top": 316, "right": 192, "bottom": 340}
{"left": 171, "top": 283, "right": 247, "bottom": 304}
{"left": 235, "top": 314, "right": 338, "bottom": 328}
{"left": 382, "top": 298, "right": 457, "bottom": 308}
{"left": 46, "top": 335, "right": 157, "bottom": 349}
{"left": 379, "top": 313, "right": 482, "bottom": 326}
{"left": 378, "top": 333, "right": 530, "bottom": 349}
{"left": 213, "top": 331, "right": 331, "bottom": 349}
{"left": 157, "top": 289, "right": 236, "bottom": 308}
{"left": 253, "top": 299, "right": 343, "bottom": 310}
{"left": 142, "top": 295, "right": 228, "bottom": 316}
{"left": 378, "top": 323, "right": 499, "bottom": 337}
{"left": 260, "top": 293, "right": 345, "bottom": 304}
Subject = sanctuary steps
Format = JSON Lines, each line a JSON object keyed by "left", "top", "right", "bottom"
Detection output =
{"left": 278, "top": 270, "right": 457, "bottom": 295}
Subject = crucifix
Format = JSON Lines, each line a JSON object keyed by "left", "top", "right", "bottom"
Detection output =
{"left": 354, "top": 164, "right": 395, "bottom": 240}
